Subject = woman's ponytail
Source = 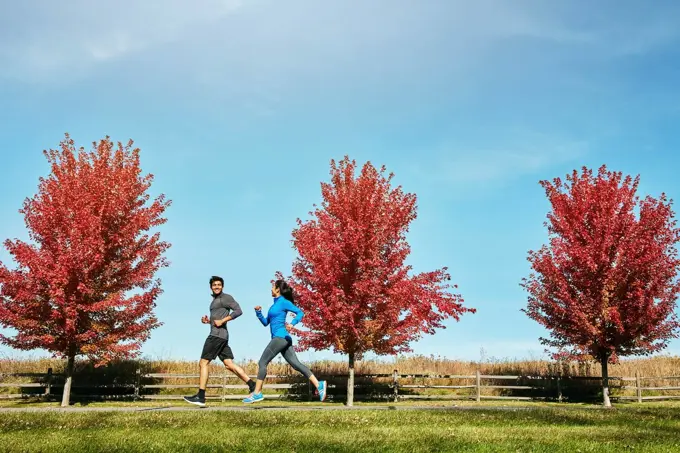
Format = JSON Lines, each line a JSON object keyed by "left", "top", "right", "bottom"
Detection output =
{"left": 275, "top": 279, "right": 295, "bottom": 303}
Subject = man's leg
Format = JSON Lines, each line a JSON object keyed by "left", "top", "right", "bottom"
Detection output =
{"left": 199, "top": 358, "right": 210, "bottom": 391}
{"left": 222, "top": 359, "right": 251, "bottom": 382}
{"left": 184, "top": 337, "right": 218, "bottom": 407}
{"left": 219, "top": 342, "right": 256, "bottom": 393}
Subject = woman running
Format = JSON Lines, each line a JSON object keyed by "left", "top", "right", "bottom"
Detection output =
{"left": 243, "top": 279, "right": 326, "bottom": 403}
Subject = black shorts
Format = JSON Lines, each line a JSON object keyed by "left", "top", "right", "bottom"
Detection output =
{"left": 200, "top": 336, "right": 234, "bottom": 361}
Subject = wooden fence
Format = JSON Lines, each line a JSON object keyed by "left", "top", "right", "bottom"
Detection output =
{"left": 2, "top": 368, "right": 680, "bottom": 403}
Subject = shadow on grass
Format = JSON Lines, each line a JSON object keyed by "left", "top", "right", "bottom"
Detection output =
{"left": 0, "top": 362, "right": 654, "bottom": 407}
{"left": 9, "top": 360, "right": 166, "bottom": 405}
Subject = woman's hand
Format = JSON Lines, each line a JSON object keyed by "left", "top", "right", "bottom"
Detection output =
{"left": 254, "top": 305, "right": 262, "bottom": 311}
{"left": 285, "top": 323, "right": 295, "bottom": 333}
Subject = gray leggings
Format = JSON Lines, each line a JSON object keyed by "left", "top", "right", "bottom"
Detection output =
{"left": 257, "top": 337, "right": 313, "bottom": 381}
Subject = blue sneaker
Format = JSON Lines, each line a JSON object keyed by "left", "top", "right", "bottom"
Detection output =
{"left": 242, "top": 393, "right": 264, "bottom": 404}
{"left": 318, "top": 381, "right": 327, "bottom": 402}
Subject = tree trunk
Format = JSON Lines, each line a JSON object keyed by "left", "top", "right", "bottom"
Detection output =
{"left": 346, "top": 352, "right": 355, "bottom": 407}
{"left": 60, "top": 353, "right": 75, "bottom": 407}
{"left": 601, "top": 354, "right": 612, "bottom": 408}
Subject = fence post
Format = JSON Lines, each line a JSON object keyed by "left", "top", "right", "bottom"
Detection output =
{"left": 134, "top": 368, "right": 141, "bottom": 400}
{"left": 393, "top": 369, "right": 399, "bottom": 403}
{"left": 222, "top": 374, "right": 227, "bottom": 403}
{"left": 556, "top": 372, "right": 562, "bottom": 403}
{"left": 475, "top": 370, "right": 481, "bottom": 402}
{"left": 636, "top": 370, "right": 642, "bottom": 403}
{"left": 44, "top": 367, "right": 53, "bottom": 399}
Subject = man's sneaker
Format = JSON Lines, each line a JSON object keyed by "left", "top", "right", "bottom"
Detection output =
{"left": 242, "top": 392, "right": 264, "bottom": 404}
{"left": 247, "top": 380, "right": 256, "bottom": 394}
{"left": 183, "top": 394, "right": 206, "bottom": 407}
{"left": 318, "top": 381, "right": 327, "bottom": 402}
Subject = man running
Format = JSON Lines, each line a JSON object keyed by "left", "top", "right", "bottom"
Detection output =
{"left": 184, "top": 276, "right": 255, "bottom": 407}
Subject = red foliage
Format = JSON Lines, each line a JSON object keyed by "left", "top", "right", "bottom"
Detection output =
{"left": 284, "top": 156, "right": 475, "bottom": 358}
{"left": 522, "top": 165, "right": 680, "bottom": 363}
{"left": 0, "top": 134, "right": 171, "bottom": 365}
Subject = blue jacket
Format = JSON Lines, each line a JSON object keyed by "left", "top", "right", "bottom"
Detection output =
{"left": 256, "top": 296, "right": 304, "bottom": 339}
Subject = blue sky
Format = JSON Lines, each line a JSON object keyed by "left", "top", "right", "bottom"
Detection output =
{"left": 1, "top": 0, "right": 680, "bottom": 364}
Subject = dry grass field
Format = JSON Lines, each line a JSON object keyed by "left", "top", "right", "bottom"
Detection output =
{"left": 3, "top": 353, "right": 679, "bottom": 377}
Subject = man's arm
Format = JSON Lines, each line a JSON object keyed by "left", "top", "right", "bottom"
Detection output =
{"left": 225, "top": 295, "right": 243, "bottom": 320}
{"left": 214, "top": 295, "right": 242, "bottom": 326}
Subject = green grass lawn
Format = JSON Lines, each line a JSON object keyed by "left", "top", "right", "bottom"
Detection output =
{"left": 1, "top": 403, "right": 680, "bottom": 452}
{"left": 0, "top": 398, "right": 576, "bottom": 408}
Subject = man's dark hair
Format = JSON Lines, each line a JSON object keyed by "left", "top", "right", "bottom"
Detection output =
{"left": 209, "top": 276, "right": 224, "bottom": 286}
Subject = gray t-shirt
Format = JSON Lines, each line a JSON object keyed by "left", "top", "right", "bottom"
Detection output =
{"left": 209, "top": 292, "right": 242, "bottom": 340}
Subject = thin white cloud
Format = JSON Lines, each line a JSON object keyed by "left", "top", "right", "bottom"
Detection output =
{"left": 86, "top": 32, "right": 136, "bottom": 62}
{"left": 0, "top": 0, "right": 244, "bottom": 81}
{"left": 2, "top": 0, "right": 679, "bottom": 85}
{"left": 608, "top": 22, "right": 680, "bottom": 56}
{"left": 484, "top": 0, "right": 680, "bottom": 55}
{"left": 447, "top": 144, "right": 587, "bottom": 183}
{"left": 413, "top": 134, "right": 588, "bottom": 185}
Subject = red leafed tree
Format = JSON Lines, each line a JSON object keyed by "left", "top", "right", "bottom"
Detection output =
{"left": 284, "top": 156, "right": 475, "bottom": 406}
{"left": 0, "top": 134, "right": 171, "bottom": 406}
{"left": 522, "top": 165, "right": 680, "bottom": 407}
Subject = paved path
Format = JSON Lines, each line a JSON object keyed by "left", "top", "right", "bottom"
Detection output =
{"left": 0, "top": 404, "right": 602, "bottom": 413}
